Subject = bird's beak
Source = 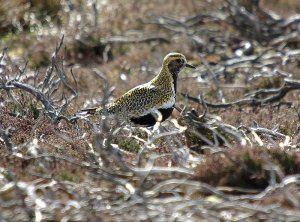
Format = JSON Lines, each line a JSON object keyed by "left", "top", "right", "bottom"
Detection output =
{"left": 185, "top": 63, "right": 196, "bottom": 69}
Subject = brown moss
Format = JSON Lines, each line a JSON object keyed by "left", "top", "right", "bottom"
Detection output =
{"left": 0, "top": 111, "right": 91, "bottom": 182}
{"left": 219, "top": 104, "right": 298, "bottom": 137}
{"left": 247, "top": 76, "right": 283, "bottom": 93}
{"left": 194, "top": 146, "right": 300, "bottom": 189}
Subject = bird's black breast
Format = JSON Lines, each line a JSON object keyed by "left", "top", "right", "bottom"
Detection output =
{"left": 130, "top": 107, "right": 174, "bottom": 127}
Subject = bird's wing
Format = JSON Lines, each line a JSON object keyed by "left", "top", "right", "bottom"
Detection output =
{"left": 106, "top": 84, "right": 161, "bottom": 116}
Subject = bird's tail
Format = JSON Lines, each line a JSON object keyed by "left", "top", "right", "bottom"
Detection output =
{"left": 70, "top": 107, "right": 102, "bottom": 123}
{"left": 79, "top": 107, "right": 98, "bottom": 115}
{"left": 75, "top": 107, "right": 100, "bottom": 118}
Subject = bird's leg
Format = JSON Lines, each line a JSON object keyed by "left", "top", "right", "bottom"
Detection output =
{"left": 152, "top": 109, "right": 163, "bottom": 132}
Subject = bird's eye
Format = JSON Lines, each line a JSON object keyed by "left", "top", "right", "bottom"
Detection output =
{"left": 175, "top": 59, "right": 184, "bottom": 64}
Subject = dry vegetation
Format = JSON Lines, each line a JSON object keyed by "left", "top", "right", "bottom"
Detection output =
{"left": 1, "top": 0, "right": 300, "bottom": 221}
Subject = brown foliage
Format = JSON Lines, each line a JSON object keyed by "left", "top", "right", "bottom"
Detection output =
{"left": 194, "top": 146, "right": 300, "bottom": 189}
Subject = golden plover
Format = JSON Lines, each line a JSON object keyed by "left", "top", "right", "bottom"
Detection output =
{"left": 80, "top": 52, "right": 195, "bottom": 126}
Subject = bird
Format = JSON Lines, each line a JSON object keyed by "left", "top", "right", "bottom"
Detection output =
{"left": 79, "top": 52, "right": 196, "bottom": 126}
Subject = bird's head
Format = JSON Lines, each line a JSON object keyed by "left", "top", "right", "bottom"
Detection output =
{"left": 163, "top": 52, "right": 195, "bottom": 78}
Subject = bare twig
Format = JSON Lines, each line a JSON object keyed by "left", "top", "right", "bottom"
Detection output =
{"left": 185, "top": 78, "right": 300, "bottom": 108}
{"left": 0, "top": 126, "right": 14, "bottom": 152}
{"left": 102, "top": 36, "right": 170, "bottom": 44}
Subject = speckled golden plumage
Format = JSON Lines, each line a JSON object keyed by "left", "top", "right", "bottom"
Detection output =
{"left": 80, "top": 52, "right": 195, "bottom": 126}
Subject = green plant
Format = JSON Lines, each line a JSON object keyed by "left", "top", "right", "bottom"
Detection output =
{"left": 58, "top": 170, "right": 83, "bottom": 183}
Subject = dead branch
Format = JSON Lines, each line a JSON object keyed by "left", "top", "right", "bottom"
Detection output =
{"left": 6, "top": 81, "right": 58, "bottom": 119}
{"left": 199, "top": 53, "right": 225, "bottom": 103}
{"left": 0, "top": 35, "right": 77, "bottom": 123}
{"left": 0, "top": 126, "right": 14, "bottom": 152}
{"left": 225, "top": 0, "right": 300, "bottom": 43}
{"left": 185, "top": 78, "right": 300, "bottom": 108}
{"left": 101, "top": 36, "right": 170, "bottom": 45}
